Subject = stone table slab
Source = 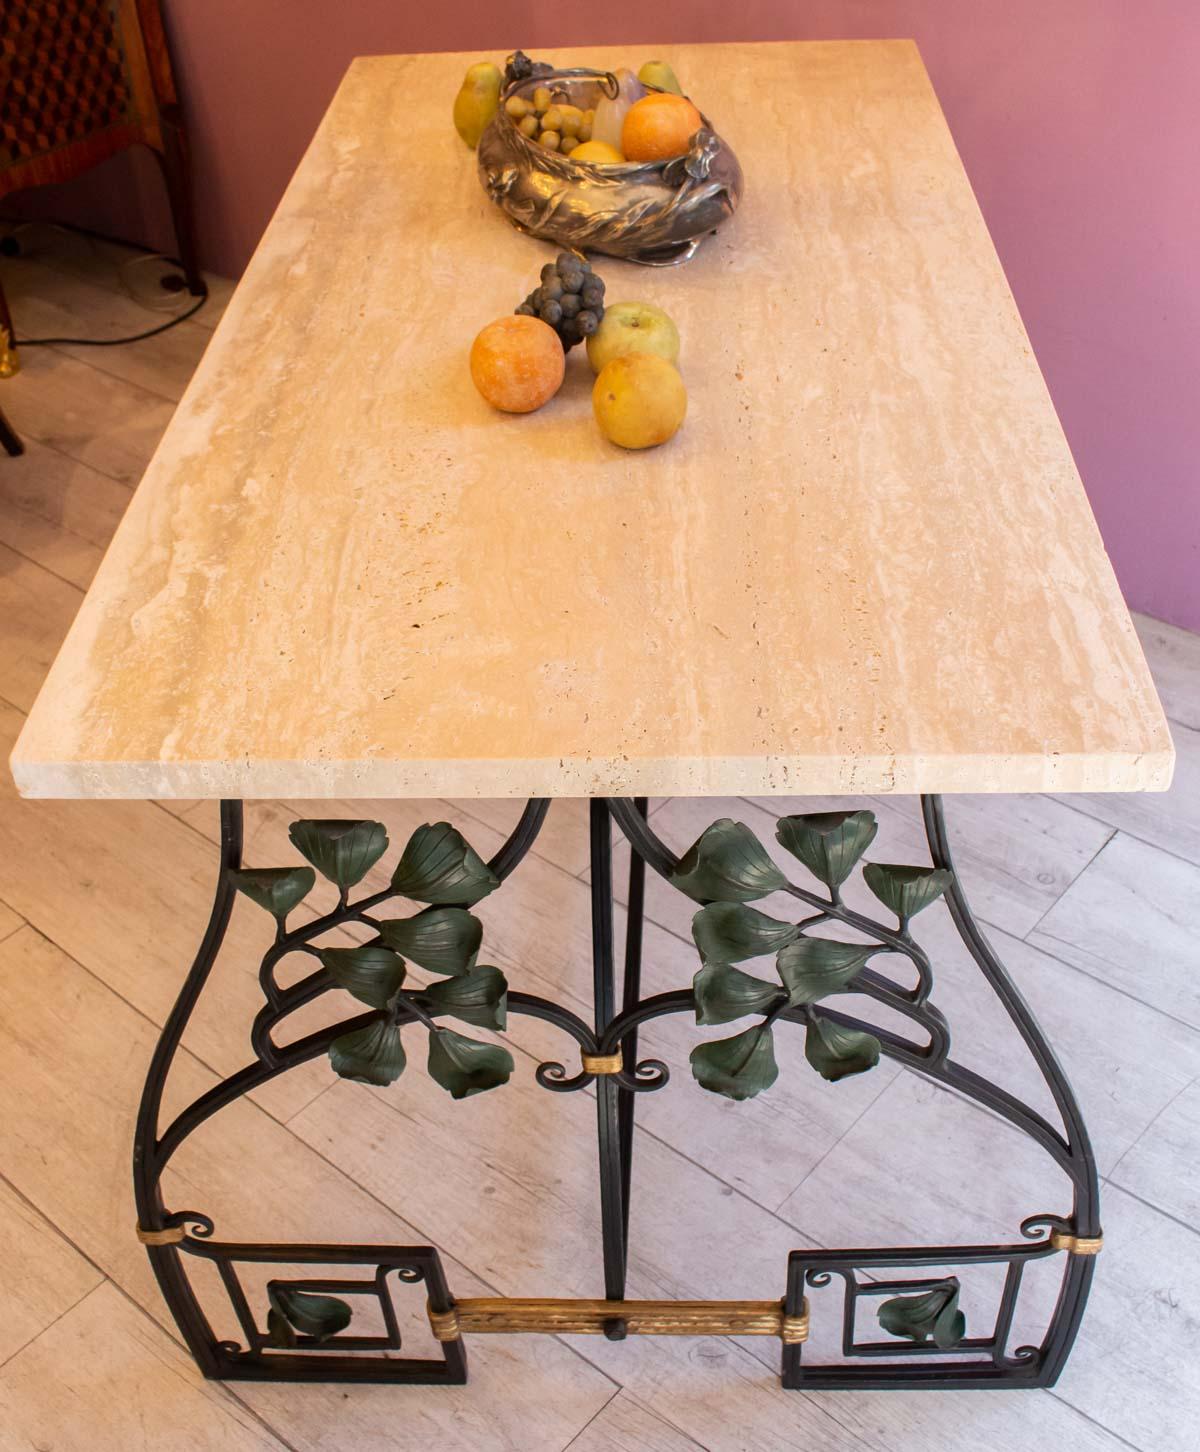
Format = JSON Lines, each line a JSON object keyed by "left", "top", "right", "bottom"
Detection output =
{"left": 10, "top": 41, "right": 1173, "bottom": 799}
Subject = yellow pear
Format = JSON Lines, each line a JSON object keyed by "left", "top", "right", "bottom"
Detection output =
{"left": 453, "top": 62, "right": 502, "bottom": 149}
{"left": 638, "top": 60, "right": 683, "bottom": 95}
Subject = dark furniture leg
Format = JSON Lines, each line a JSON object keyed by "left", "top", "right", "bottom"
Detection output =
{"left": 155, "top": 112, "right": 204, "bottom": 296}
{"left": 0, "top": 403, "right": 22, "bottom": 456}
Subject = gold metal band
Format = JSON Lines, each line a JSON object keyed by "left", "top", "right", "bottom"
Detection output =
{"left": 1049, "top": 1230, "right": 1103, "bottom": 1256}
{"left": 581, "top": 1051, "right": 623, "bottom": 1075}
{"left": 0, "top": 327, "right": 18, "bottom": 379}
{"left": 427, "top": 1296, "right": 807, "bottom": 1342}
{"left": 136, "top": 1223, "right": 187, "bottom": 1245}
{"left": 427, "top": 1304, "right": 462, "bottom": 1342}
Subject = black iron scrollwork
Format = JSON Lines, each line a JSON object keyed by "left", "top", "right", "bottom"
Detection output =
{"left": 132, "top": 793, "right": 1102, "bottom": 1391}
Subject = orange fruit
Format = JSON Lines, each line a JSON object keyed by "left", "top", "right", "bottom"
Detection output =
{"left": 469, "top": 315, "right": 564, "bottom": 414}
{"left": 621, "top": 92, "right": 703, "bottom": 162}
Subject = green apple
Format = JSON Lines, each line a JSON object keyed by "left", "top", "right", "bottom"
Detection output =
{"left": 586, "top": 301, "right": 681, "bottom": 374}
{"left": 638, "top": 60, "right": 683, "bottom": 96}
{"left": 453, "top": 62, "right": 502, "bottom": 149}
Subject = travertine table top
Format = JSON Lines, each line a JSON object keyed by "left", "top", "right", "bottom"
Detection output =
{"left": 11, "top": 41, "right": 1173, "bottom": 799}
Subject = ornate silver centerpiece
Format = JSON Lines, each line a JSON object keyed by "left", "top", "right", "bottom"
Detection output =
{"left": 477, "top": 67, "right": 743, "bottom": 266}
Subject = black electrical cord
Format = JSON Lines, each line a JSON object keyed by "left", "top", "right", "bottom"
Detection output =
{"left": 0, "top": 219, "right": 210, "bottom": 347}
{"left": 13, "top": 287, "right": 209, "bottom": 347}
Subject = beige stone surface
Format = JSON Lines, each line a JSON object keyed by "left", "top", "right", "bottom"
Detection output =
{"left": 10, "top": 41, "right": 1172, "bottom": 800}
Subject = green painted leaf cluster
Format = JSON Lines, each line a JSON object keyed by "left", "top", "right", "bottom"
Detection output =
{"left": 776, "top": 810, "right": 878, "bottom": 890}
{"left": 877, "top": 1280, "right": 965, "bottom": 1348}
{"left": 392, "top": 822, "right": 499, "bottom": 905}
{"left": 777, "top": 937, "right": 875, "bottom": 1004}
{"left": 693, "top": 962, "right": 782, "bottom": 1026}
{"left": 379, "top": 906, "right": 482, "bottom": 975}
{"left": 319, "top": 943, "right": 405, "bottom": 1009}
{"left": 692, "top": 902, "right": 799, "bottom": 964}
{"left": 319, "top": 906, "right": 508, "bottom": 1093}
{"left": 288, "top": 819, "right": 388, "bottom": 890}
{"left": 329, "top": 1019, "right": 408, "bottom": 1086}
{"left": 428, "top": 1028, "right": 514, "bottom": 1099}
{"left": 422, "top": 965, "right": 508, "bottom": 1030}
{"left": 230, "top": 867, "right": 314, "bottom": 923}
{"left": 238, "top": 816, "right": 511, "bottom": 1104}
{"left": 266, "top": 1286, "right": 353, "bottom": 1347}
{"left": 687, "top": 893, "right": 882, "bottom": 1099}
{"left": 863, "top": 863, "right": 952, "bottom": 923}
{"left": 804, "top": 1014, "right": 881, "bottom": 1081}
{"left": 670, "top": 819, "right": 787, "bottom": 903}
{"left": 689, "top": 1024, "right": 779, "bottom": 1100}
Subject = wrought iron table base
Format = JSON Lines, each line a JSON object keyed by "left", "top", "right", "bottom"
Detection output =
{"left": 133, "top": 796, "right": 1100, "bottom": 1389}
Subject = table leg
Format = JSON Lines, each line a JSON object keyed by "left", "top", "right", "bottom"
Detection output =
{"left": 589, "top": 798, "right": 627, "bottom": 1324}
{"left": 131, "top": 795, "right": 1099, "bottom": 1389}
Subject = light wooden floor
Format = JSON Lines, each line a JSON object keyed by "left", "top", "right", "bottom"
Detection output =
{"left": 1, "top": 230, "right": 1199, "bottom": 1452}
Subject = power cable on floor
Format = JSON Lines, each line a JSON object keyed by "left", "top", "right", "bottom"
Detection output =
{"left": 0, "top": 219, "right": 210, "bottom": 347}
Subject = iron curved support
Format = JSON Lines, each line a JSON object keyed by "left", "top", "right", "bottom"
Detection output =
{"left": 133, "top": 793, "right": 1102, "bottom": 1390}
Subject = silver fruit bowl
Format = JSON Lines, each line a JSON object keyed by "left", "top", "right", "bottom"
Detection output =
{"left": 477, "top": 67, "right": 743, "bottom": 266}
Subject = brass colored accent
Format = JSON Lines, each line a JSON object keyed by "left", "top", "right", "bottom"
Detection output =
{"left": 0, "top": 327, "right": 18, "bottom": 379}
{"left": 1050, "top": 1230, "right": 1103, "bottom": 1256}
{"left": 427, "top": 1304, "right": 462, "bottom": 1342}
{"left": 582, "top": 1050, "right": 623, "bottom": 1075}
{"left": 426, "top": 1296, "right": 807, "bottom": 1341}
{"left": 136, "top": 1223, "right": 187, "bottom": 1245}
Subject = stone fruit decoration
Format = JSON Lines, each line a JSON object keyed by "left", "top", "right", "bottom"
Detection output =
{"left": 452, "top": 62, "right": 502, "bottom": 149}
{"left": 621, "top": 93, "right": 704, "bottom": 163}
{"left": 637, "top": 59, "right": 682, "bottom": 95}
{"left": 474, "top": 52, "right": 742, "bottom": 266}
{"left": 469, "top": 315, "right": 564, "bottom": 413}
{"left": 515, "top": 252, "right": 607, "bottom": 351}
{"left": 587, "top": 301, "right": 679, "bottom": 373}
{"left": 593, "top": 354, "right": 687, "bottom": 450}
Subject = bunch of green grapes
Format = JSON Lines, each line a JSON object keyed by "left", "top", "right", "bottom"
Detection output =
{"left": 515, "top": 253, "right": 607, "bottom": 349}
{"left": 504, "top": 90, "right": 595, "bottom": 154}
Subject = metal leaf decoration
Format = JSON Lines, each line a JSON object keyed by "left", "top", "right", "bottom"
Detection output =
{"left": 329, "top": 1019, "right": 407, "bottom": 1086}
{"left": 689, "top": 1024, "right": 779, "bottom": 1100}
{"left": 391, "top": 823, "right": 500, "bottom": 906}
{"left": 427, "top": 1028, "right": 514, "bottom": 1099}
{"left": 421, "top": 966, "right": 508, "bottom": 1030}
{"left": 777, "top": 937, "right": 875, "bottom": 1006}
{"left": 862, "top": 864, "right": 952, "bottom": 923}
{"left": 691, "top": 902, "right": 799, "bottom": 964}
{"left": 378, "top": 906, "right": 483, "bottom": 975}
{"left": 670, "top": 819, "right": 788, "bottom": 903}
{"left": 877, "top": 1280, "right": 966, "bottom": 1348}
{"left": 776, "top": 810, "right": 878, "bottom": 891}
{"left": 230, "top": 866, "right": 315, "bottom": 923}
{"left": 804, "top": 1014, "right": 881, "bottom": 1082}
{"left": 288, "top": 819, "right": 388, "bottom": 890}
{"left": 693, "top": 962, "right": 783, "bottom": 1026}
{"left": 318, "top": 943, "right": 406, "bottom": 1010}
{"left": 266, "top": 1286, "right": 353, "bottom": 1347}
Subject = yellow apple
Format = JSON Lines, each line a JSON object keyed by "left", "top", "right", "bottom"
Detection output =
{"left": 593, "top": 354, "right": 687, "bottom": 450}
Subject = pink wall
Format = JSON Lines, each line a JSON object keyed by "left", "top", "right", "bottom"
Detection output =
{"left": 18, "top": 2, "right": 1200, "bottom": 629}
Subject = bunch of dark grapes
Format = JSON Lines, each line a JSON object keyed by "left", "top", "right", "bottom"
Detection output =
{"left": 504, "top": 51, "right": 553, "bottom": 87}
{"left": 515, "top": 253, "right": 606, "bottom": 350}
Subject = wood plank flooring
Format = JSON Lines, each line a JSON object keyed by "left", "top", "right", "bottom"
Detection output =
{"left": 1, "top": 231, "right": 1197, "bottom": 1452}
